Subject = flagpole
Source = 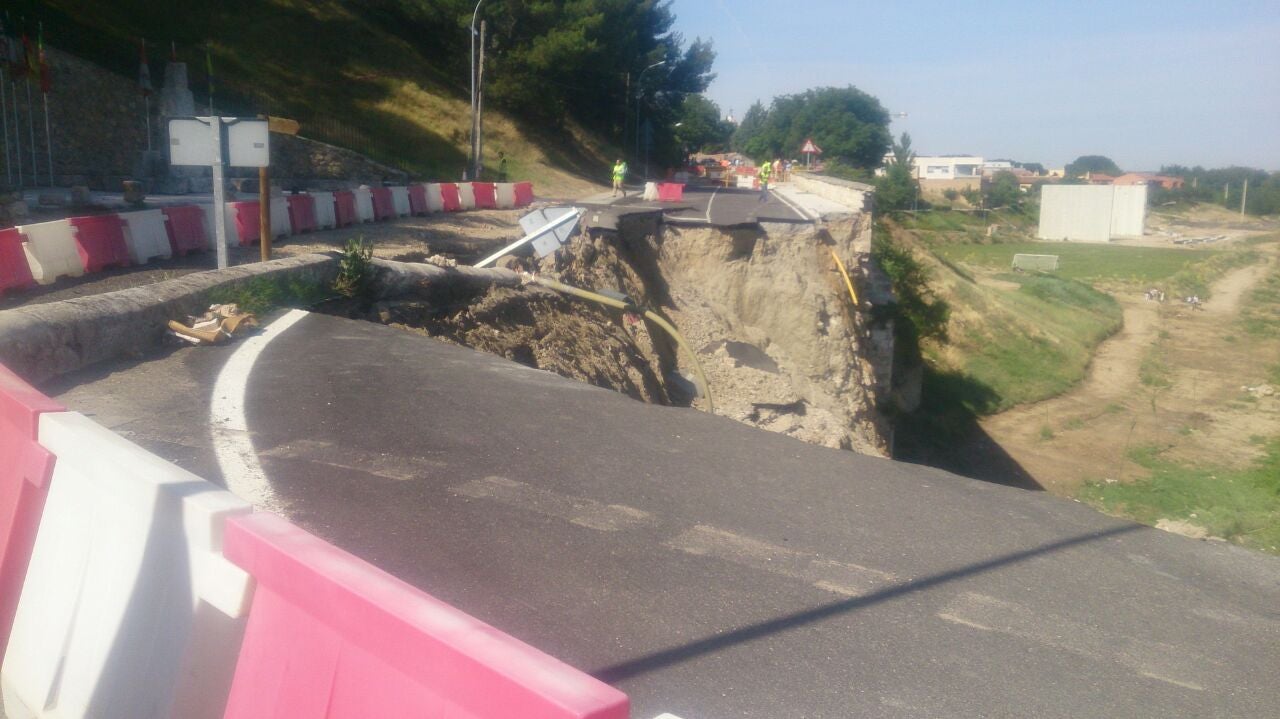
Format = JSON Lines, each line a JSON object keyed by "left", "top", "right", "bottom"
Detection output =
{"left": 25, "top": 78, "right": 35, "bottom": 186}
{"left": 0, "top": 67, "right": 9, "bottom": 186}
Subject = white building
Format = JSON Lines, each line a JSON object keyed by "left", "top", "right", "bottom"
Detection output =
{"left": 913, "top": 155, "right": 984, "bottom": 180}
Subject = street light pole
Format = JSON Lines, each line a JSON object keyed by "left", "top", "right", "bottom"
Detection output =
{"left": 633, "top": 60, "right": 665, "bottom": 181}
{"left": 468, "top": 0, "right": 484, "bottom": 180}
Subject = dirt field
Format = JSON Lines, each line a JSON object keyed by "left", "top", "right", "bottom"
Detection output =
{"left": 979, "top": 245, "right": 1279, "bottom": 494}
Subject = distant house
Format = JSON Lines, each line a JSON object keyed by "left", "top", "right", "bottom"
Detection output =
{"left": 982, "top": 160, "right": 1014, "bottom": 177}
{"left": 1084, "top": 172, "right": 1117, "bottom": 185}
{"left": 1113, "top": 172, "right": 1185, "bottom": 190}
{"left": 913, "top": 155, "right": 984, "bottom": 180}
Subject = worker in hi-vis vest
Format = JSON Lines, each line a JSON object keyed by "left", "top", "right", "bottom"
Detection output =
{"left": 757, "top": 159, "right": 773, "bottom": 202}
{"left": 612, "top": 159, "right": 628, "bottom": 197}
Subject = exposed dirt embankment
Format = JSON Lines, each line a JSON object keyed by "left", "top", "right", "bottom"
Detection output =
{"left": 362, "top": 211, "right": 893, "bottom": 456}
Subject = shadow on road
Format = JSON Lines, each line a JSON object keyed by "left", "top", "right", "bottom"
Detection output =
{"left": 595, "top": 523, "right": 1141, "bottom": 682}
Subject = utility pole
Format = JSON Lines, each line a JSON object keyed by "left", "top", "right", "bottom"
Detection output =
{"left": 1240, "top": 178, "right": 1248, "bottom": 217}
{"left": 468, "top": 0, "right": 484, "bottom": 180}
{"left": 474, "top": 20, "right": 486, "bottom": 181}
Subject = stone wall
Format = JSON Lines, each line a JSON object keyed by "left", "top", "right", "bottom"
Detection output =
{"left": 0, "top": 46, "right": 407, "bottom": 193}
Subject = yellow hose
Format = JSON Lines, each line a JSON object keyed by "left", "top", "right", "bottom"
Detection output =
{"left": 830, "top": 249, "right": 859, "bottom": 307}
{"left": 526, "top": 275, "right": 715, "bottom": 415}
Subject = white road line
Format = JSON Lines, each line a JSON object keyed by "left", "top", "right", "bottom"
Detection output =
{"left": 210, "top": 309, "right": 310, "bottom": 511}
{"left": 705, "top": 188, "right": 718, "bottom": 223}
{"left": 451, "top": 476, "right": 655, "bottom": 531}
{"left": 772, "top": 186, "right": 811, "bottom": 222}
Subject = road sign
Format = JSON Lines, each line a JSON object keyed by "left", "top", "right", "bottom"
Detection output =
{"left": 800, "top": 138, "right": 822, "bottom": 155}
{"left": 168, "top": 117, "right": 272, "bottom": 269}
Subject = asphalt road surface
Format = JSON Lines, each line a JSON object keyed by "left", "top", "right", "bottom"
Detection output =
{"left": 585, "top": 183, "right": 812, "bottom": 226}
{"left": 51, "top": 312, "right": 1280, "bottom": 718}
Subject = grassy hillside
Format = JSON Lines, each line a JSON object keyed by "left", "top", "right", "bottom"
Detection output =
{"left": 25, "top": 0, "right": 611, "bottom": 195}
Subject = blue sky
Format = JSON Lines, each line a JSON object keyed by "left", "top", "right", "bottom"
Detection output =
{"left": 669, "top": 0, "right": 1280, "bottom": 171}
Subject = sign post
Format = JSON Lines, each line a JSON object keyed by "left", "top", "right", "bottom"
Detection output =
{"left": 168, "top": 116, "right": 270, "bottom": 269}
{"left": 800, "top": 138, "right": 822, "bottom": 169}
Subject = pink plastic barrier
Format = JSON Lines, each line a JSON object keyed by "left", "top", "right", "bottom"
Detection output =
{"left": 514, "top": 181, "right": 534, "bottom": 207}
{"left": 370, "top": 186, "right": 395, "bottom": 221}
{"left": 286, "top": 194, "right": 318, "bottom": 234}
{"left": 67, "top": 214, "right": 130, "bottom": 272}
{"left": 222, "top": 512, "right": 630, "bottom": 719}
{"left": 161, "top": 205, "right": 209, "bottom": 256}
{"left": 334, "top": 191, "right": 357, "bottom": 228}
{"left": 440, "top": 183, "right": 463, "bottom": 212}
{"left": 228, "top": 202, "right": 262, "bottom": 246}
{"left": 409, "top": 184, "right": 428, "bottom": 215}
{"left": 657, "top": 183, "right": 685, "bottom": 202}
{"left": 0, "top": 364, "right": 62, "bottom": 655}
{"left": 472, "top": 182, "right": 497, "bottom": 209}
{"left": 0, "top": 227, "right": 35, "bottom": 296}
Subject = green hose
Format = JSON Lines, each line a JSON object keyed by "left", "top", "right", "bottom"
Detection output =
{"left": 526, "top": 275, "right": 715, "bottom": 415}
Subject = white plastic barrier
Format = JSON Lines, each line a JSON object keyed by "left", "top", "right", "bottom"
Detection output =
{"left": 119, "top": 209, "right": 173, "bottom": 264}
{"left": 496, "top": 183, "right": 517, "bottom": 209}
{"left": 458, "top": 182, "right": 476, "bottom": 210}
{"left": 1, "top": 412, "right": 253, "bottom": 719}
{"left": 270, "top": 196, "right": 291, "bottom": 238}
{"left": 425, "top": 183, "right": 444, "bottom": 213}
{"left": 310, "top": 191, "right": 337, "bottom": 229}
{"left": 354, "top": 187, "right": 375, "bottom": 223}
{"left": 643, "top": 182, "right": 660, "bottom": 201}
{"left": 17, "top": 219, "right": 82, "bottom": 284}
{"left": 737, "top": 175, "right": 758, "bottom": 189}
{"left": 390, "top": 186, "right": 411, "bottom": 217}
{"left": 199, "top": 204, "right": 243, "bottom": 247}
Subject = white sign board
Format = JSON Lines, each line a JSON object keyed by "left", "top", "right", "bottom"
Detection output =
{"left": 168, "top": 117, "right": 270, "bottom": 168}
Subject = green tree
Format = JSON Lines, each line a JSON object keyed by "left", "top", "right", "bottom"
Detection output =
{"left": 732, "top": 86, "right": 891, "bottom": 168}
{"left": 875, "top": 132, "right": 918, "bottom": 213}
{"left": 1065, "top": 155, "right": 1122, "bottom": 178}
{"left": 985, "top": 170, "right": 1022, "bottom": 209}
{"left": 674, "top": 94, "right": 731, "bottom": 154}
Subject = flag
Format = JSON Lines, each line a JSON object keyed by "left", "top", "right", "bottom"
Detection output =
{"left": 138, "top": 38, "right": 152, "bottom": 96}
{"left": 37, "top": 22, "right": 49, "bottom": 93}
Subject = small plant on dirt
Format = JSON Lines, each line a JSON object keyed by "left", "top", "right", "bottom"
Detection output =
{"left": 334, "top": 238, "right": 376, "bottom": 302}
{"left": 1065, "top": 417, "right": 1086, "bottom": 431}
{"left": 1039, "top": 425, "right": 1055, "bottom": 441}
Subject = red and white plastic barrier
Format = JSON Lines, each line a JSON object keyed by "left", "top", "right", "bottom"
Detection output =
{"left": 119, "top": 209, "right": 174, "bottom": 265}
{"left": 334, "top": 190, "right": 358, "bottom": 227}
{"left": 354, "top": 187, "right": 375, "bottom": 223}
{"left": 390, "top": 185, "right": 412, "bottom": 217}
{"left": 2, "top": 410, "right": 254, "bottom": 719}
{"left": 0, "top": 227, "right": 36, "bottom": 296}
{"left": 458, "top": 182, "right": 477, "bottom": 210}
{"left": 162, "top": 205, "right": 210, "bottom": 256}
{"left": 309, "top": 191, "right": 337, "bottom": 229}
{"left": 495, "top": 183, "right": 517, "bottom": 209}
{"left": 370, "top": 186, "right": 396, "bottom": 222}
{"left": 514, "top": 181, "right": 535, "bottom": 207}
{"left": 472, "top": 181, "right": 498, "bottom": 210}
{"left": 657, "top": 183, "right": 685, "bottom": 202}
{"left": 0, "top": 365, "right": 61, "bottom": 656}
{"left": 440, "top": 182, "right": 462, "bottom": 212}
{"left": 408, "top": 184, "right": 428, "bottom": 215}
{"left": 67, "top": 215, "right": 131, "bottom": 273}
{"left": 286, "top": 194, "right": 318, "bottom": 234}
{"left": 270, "top": 196, "right": 291, "bottom": 239}
{"left": 425, "top": 183, "right": 445, "bottom": 212}
{"left": 222, "top": 512, "right": 629, "bottom": 719}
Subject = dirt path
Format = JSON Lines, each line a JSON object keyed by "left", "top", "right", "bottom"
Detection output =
{"left": 979, "top": 252, "right": 1280, "bottom": 493}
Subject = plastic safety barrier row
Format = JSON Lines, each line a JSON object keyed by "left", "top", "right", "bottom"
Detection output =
{"left": 334, "top": 190, "right": 358, "bottom": 228}
{"left": 228, "top": 201, "right": 263, "bottom": 246}
{"left": 2, "top": 411, "right": 254, "bottom": 719}
{"left": 310, "top": 191, "right": 337, "bottom": 229}
{"left": 162, "top": 205, "right": 210, "bottom": 256}
{"left": 0, "top": 227, "right": 35, "bottom": 296}
{"left": 0, "top": 364, "right": 62, "bottom": 656}
{"left": 222, "top": 512, "right": 630, "bottom": 719}
{"left": 495, "top": 183, "right": 516, "bottom": 209}
{"left": 458, "top": 182, "right": 477, "bottom": 210}
{"left": 425, "top": 183, "right": 445, "bottom": 213}
{"left": 119, "top": 209, "right": 174, "bottom": 265}
{"left": 440, "top": 183, "right": 462, "bottom": 212}
{"left": 514, "top": 181, "right": 534, "bottom": 207}
{"left": 370, "top": 186, "right": 396, "bottom": 222}
{"left": 657, "top": 183, "right": 685, "bottom": 202}
{"left": 286, "top": 194, "right": 318, "bottom": 234}
{"left": 390, "top": 185, "right": 412, "bottom": 217}
{"left": 354, "top": 187, "right": 375, "bottom": 223}
{"left": 472, "top": 182, "right": 497, "bottom": 210}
